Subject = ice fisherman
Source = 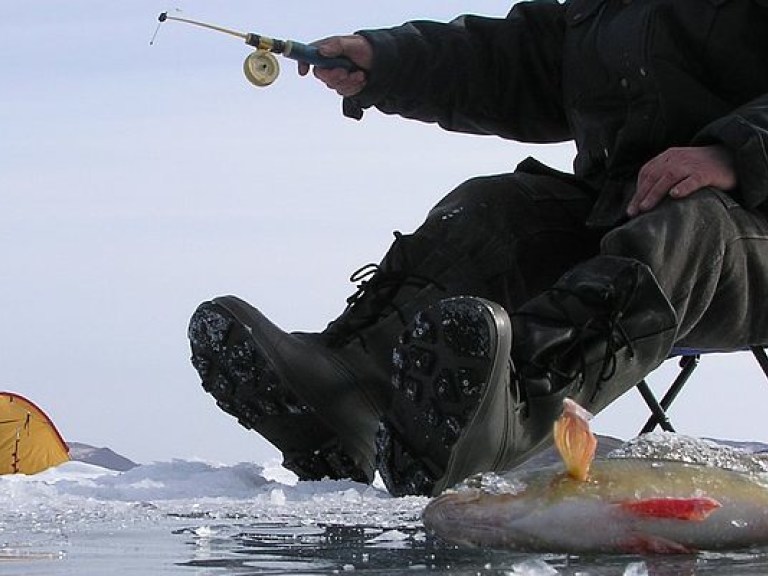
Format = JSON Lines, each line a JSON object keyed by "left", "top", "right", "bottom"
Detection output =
{"left": 187, "top": 0, "right": 768, "bottom": 496}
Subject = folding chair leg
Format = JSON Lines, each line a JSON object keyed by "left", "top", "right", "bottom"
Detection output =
{"left": 636, "top": 380, "right": 675, "bottom": 433}
{"left": 750, "top": 347, "right": 768, "bottom": 380}
{"left": 638, "top": 355, "right": 700, "bottom": 434}
{"left": 635, "top": 349, "right": 766, "bottom": 437}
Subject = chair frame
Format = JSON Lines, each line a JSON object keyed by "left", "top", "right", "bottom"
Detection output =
{"left": 636, "top": 347, "right": 768, "bottom": 434}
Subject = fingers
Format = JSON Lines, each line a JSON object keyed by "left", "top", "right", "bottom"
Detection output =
{"left": 295, "top": 35, "right": 372, "bottom": 97}
{"left": 296, "top": 61, "right": 366, "bottom": 96}
{"left": 629, "top": 173, "right": 701, "bottom": 216}
{"left": 314, "top": 68, "right": 367, "bottom": 97}
{"left": 629, "top": 152, "right": 684, "bottom": 216}
{"left": 316, "top": 35, "right": 373, "bottom": 69}
{"left": 627, "top": 146, "right": 737, "bottom": 217}
{"left": 667, "top": 174, "right": 705, "bottom": 199}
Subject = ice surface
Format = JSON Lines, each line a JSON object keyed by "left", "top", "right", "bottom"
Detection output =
{"left": 454, "top": 470, "right": 528, "bottom": 495}
{"left": 3, "top": 438, "right": 768, "bottom": 574}
{"left": 0, "top": 458, "right": 433, "bottom": 575}
{"left": 607, "top": 432, "right": 768, "bottom": 474}
{"left": 505, "top": 558, "right": 560, "bottom": 575}
{"left": 623, "top": 562, "right": 649, "bottom": 576}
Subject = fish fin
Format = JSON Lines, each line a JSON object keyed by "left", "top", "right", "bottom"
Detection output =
{"left": 621, "top": 534, "right": 696, "bottom": 555}
{"left": 619, "top": 497, "right": 722, "bottom": 521}
{"left": 553, "top": 398, "right": 597, "bottom": 482}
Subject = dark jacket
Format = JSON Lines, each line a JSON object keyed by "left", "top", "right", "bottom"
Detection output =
{"left": 345, "top": 0, "right": 768, "bottom": 226}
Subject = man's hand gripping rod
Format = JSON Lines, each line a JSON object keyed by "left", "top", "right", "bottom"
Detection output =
{"left": 156, "top": 12, "right": 357, "bottom": 86}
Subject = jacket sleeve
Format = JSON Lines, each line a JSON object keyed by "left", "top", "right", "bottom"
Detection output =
{"left": 343, "top": 0, "right": 570, "bottom": 144}
{"left": 693, "top": 94, "right": 768, "bottom": 209}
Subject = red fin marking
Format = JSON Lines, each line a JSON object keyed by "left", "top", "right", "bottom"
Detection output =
{"left": 619, "top": 497, "right": 721, "bottom": 521}
{"left": 620, "top": 534, "right": 696, "bottom": 555}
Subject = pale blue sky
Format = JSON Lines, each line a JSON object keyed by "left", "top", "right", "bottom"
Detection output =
{"left": 2, "top": 1, "right": 764, "bottom": 466}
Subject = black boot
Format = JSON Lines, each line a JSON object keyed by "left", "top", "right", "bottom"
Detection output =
{"left": 377, "top": 256, "right": 677, "bottom": 496}
{"left": 187, "top": 232, "right": 486, "bottom": 484}
{"left": 377, "top": 296, "right": 514, "bottom": 496}
{"left": 503, "top": 255, "right": 678, "bottom": 468}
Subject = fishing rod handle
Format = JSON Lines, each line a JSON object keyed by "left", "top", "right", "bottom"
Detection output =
{"left": 284, "top": 41, "right": 358, "bottom": 71}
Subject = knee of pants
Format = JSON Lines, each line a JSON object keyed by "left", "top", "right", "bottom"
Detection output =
{"left": 600, "top": 191, "right": 732, "bottom": 277}
{"left": 413, "top": 174, "right": 534, "bottom": 278}
{"left": 427, "top": 174, "right": 513, "bottom": 221}
{"left": 599, "top": 218, "right": 667, "bottom": 274}
{"left": 418, "top": 175, "right": 516, "bottom": 242}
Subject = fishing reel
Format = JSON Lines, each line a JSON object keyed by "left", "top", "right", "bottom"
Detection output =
{"left": 154, "top": 12, "right": 356, "bottom": 89}
{"left": 243, "top": 51, "right": 280, "bottom": 87}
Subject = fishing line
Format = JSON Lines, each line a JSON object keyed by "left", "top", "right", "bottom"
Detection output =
{"left": 149, "top": 8, "right": 182, "bottom": 46}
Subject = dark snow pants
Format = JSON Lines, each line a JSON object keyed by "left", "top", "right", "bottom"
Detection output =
{"left": 413, "top": 158, "right": 768, "bottom": 352}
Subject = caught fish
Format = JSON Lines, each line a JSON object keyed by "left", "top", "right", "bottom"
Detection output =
{"left": 423, "top": 399, "right": 768, "bottom": 554}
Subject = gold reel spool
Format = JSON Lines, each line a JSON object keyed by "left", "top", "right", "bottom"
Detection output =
{"left": 243, "top": 50, "right": 280, "bottom": 87}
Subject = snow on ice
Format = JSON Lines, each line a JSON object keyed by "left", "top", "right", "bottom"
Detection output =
{"left": 3, "top": 440, "right": 768, "bottom": 574}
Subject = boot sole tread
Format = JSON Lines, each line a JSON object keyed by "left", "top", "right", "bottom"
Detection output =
{"left": 377, "top": 298, "right": 501, "bottom": 496}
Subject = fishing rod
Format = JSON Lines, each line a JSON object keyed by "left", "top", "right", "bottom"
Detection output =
{"left": 153, "top": 12, "right": 357, "bottom": 87}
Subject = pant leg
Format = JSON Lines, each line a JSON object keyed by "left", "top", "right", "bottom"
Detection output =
{"left": 601, "top": 188, "right": 768, "bottom": 349}
{"left": 414, "top": 160, "right": 603, "bottom": 311}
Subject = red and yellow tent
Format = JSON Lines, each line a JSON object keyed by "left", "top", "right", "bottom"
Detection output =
{"left": 0, "top": 392, "right": 69, "bottom": 475}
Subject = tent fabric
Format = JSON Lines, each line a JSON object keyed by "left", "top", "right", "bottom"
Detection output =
{"left": 0, "top": 392, "right": 69, "bottom": 475}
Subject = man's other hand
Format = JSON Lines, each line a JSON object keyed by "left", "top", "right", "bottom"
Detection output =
{"left": 628, "top": 145, "right": 738, "bottom": 217}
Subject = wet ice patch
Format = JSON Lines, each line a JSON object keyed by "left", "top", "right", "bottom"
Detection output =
{"left": 505, "top": 558, "right": 560, "bottom": 575}
{"left": 192, "top": 525, "right": 215, "bottom": 538}
{"left": 623, "top": 561, "right": 649, "bottom": 576}
{"left": 367, "top": 529, "right": 410, "bottom": 543}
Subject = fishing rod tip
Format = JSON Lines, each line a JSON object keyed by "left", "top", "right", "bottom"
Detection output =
{"left": 158, "top": 12, "right": 168, "bottom": 22}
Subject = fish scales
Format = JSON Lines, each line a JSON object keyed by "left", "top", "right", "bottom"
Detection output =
{"left": 423, "top": 458, "right": 768, "bottom": 553}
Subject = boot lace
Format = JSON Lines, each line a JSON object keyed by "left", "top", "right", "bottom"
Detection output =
{"left": 519, "top": 285, "right": 636, "bottom": 402}
{"left": 325, "top": 232, "right": 444, "bottom": 349}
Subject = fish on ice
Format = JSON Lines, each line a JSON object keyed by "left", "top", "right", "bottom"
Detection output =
{"left": 422, "top": 399, "right": 768, "bottom": 554}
